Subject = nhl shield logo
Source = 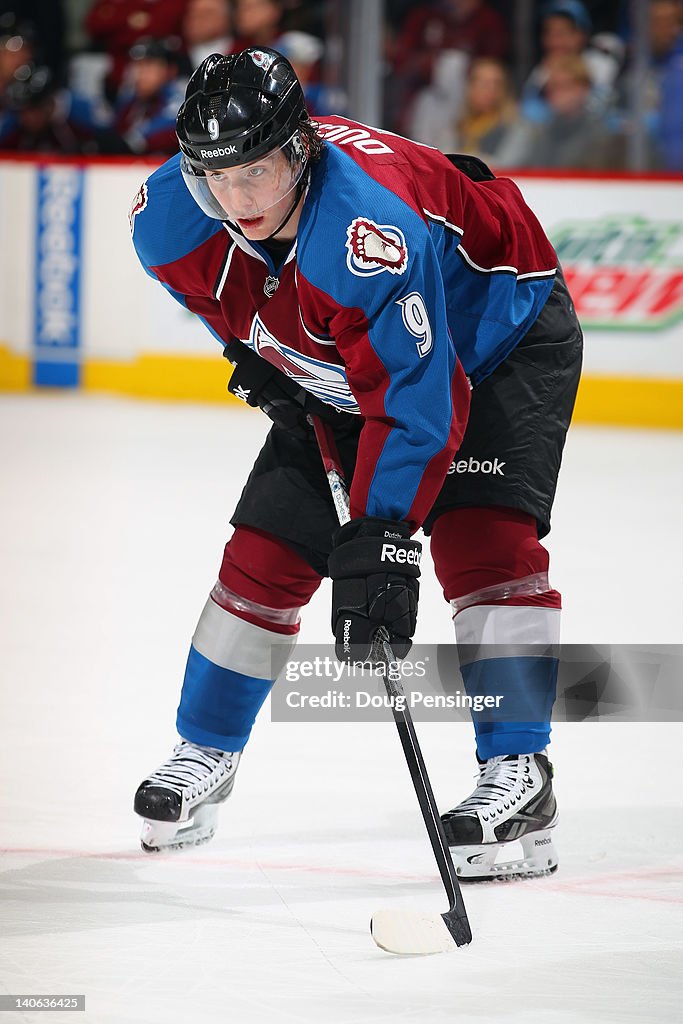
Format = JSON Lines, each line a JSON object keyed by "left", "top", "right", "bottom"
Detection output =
{"left": 207, "top": 117, "right": 219, "bottom": 141}
{"left": 345, "top": 218, "right": 408, "bottom": 277}
{"left": 263, "top": 275, "right": 280, "bottom": 298}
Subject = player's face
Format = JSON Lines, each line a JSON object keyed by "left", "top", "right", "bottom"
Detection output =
{"left": 204, "top": 149, "right": 300, "bottom": 239}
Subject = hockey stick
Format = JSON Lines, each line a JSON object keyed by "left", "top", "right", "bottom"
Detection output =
{"left": 309, "top": 414, "right": 472, "bottom": 954}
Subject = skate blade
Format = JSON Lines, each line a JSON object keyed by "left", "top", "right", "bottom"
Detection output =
{"left": 450, "top": 828, "right": 558, "bottom": 882}
{"left": 139, "top": 805, "right": 219, "bottom": 853}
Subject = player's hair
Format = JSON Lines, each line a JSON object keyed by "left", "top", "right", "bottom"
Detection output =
{"left": 299, "top": 116, "right": 324, "bottom": 165}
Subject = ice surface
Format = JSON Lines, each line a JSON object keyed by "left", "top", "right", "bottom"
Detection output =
{"left": 1, "top": 394, "right": 681, "bottom": 1024}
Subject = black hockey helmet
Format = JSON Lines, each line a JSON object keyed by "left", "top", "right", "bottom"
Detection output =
{"left": 176, "top": 47, "right": 306, "bottom": 171}
{"left": 176, "top": 47, "right": 312, "bottom": 222}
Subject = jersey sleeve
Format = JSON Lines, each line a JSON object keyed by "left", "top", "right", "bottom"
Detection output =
{"left": 298, "top": 212, "right": 470, "bottom": 531}
{"left": 129, "top": 154, "right": 233, "bottom": 346}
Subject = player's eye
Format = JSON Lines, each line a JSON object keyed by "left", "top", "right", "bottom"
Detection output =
{"left": 247, "top": 166, "right": 266, "bottom": 178}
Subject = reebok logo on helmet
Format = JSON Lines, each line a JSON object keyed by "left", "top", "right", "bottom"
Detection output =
{"left": 200, "top": 145, "right": 238, "bottom": 158}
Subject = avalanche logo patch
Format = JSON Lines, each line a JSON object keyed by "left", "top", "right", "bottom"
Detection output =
{"left": 249, "top": 50, "right": 275, "bottom": 71}
{"left": 345, "top": 218, "right": 408, "bottom": 277}
{"left": 128, "top": 182, "right": 148, "bottom": 234}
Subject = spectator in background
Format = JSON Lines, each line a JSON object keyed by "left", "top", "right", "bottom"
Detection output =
{"left": 0, "top": 17, "right": 34, "bottom": 89}
{"left": 276, "top": 30, "right": 338, "bottom": 116}
{"left": 0, "top": 17, "right": 36, "bottom": 142}
{"left": 647, "top": 0, "right": 683, "bottom": 168}
{"left": 408, "top": 54, "right": 531, "bottom": 167}
{"left": 113, "top": 37, "right": 186, "bottom": 156}
{"left": 233, "top": 0, "right": 284, "bottom": 50}
{"left": 521, "top": 1, "right": 622, "bottom": 123}
{"left": 394, "top": 0, "right": 509, "bottom": 72}
{"left": 390, "top": 0, "right": 509, "bottom": 133}
{"left": 277, "top": 0, "right": 326, "bottom": 39}
{"left": 183, "top": 0, "right": 234, "bottom": 70}
{"left": 85, "top": 0, "right": 187, "bottom": 98}
{"left": 405, "top": 49, "right": 469, "bottom": 147}
{"left": 649, "top": 0, "right": 683, "bottom": 60}
{"left": 453, "top": 57, "right": 531, "bottom": 167}
{"left": 0, "top": 3, "right": 65, "bottom": 83}
{"left": 610, "top": 0, "right": 683, "bottom": 170}
{"left": 0, "top": 62, "right": 126, "bottom": 152}
{"left": 516, "top": 54, "right": 615, "bottom": 168}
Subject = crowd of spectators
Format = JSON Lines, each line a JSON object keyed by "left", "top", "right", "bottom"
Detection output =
{"left": 399, "top": 0, "right": 683, "bottom": 170}
{"left": 0, "top": 0, "right": 681, "bottom": 170}
{"left": 0, "top": 0, "right": 333, "bottom": 155}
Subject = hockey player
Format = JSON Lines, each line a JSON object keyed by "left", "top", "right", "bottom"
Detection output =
{"left": 131, "top": 48, "right": 582, "bottom": 880}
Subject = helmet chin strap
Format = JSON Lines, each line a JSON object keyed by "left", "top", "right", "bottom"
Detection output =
{"left": 266, "top": 178, "right": 306, "bottom": 240}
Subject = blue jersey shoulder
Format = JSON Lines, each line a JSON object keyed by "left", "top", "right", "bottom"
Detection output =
{"left": 131, "top": 153, "right": 224, "bottom": 271}
{"left": 297, "top": 144, "right": 430, "bottom": 314}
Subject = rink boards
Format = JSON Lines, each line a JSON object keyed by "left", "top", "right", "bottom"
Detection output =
{"left": 0, "top": 154, "right": 681, "bottom": 427}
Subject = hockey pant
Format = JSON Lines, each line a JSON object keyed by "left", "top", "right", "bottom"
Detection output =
{"left": 430, "top": 506, "right": 561, "bottom": 760}
{"left": 177, "top": 508, "right": 561, "bottom": 757}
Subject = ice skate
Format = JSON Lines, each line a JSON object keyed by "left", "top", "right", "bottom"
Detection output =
{"left": 134, "top": 741, "right": 240, "bottom": 852}
{"left": 441, "top": 752, "right": 558, "bottom": 882}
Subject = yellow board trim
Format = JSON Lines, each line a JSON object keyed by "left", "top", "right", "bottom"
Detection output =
{"left": 0, "top": 347, "right": 243, "bottom": 406}
{"left": 83, "top": 353, "right": 235, "bottom": 403}
{"left": 2, "top": 346, "right": 682, "bottom": 428}
{"left": 573, "top": 375, "right": 683, "bottom": 430}
{"left": 0, "top": 345, "right": 31, "bottom": 391}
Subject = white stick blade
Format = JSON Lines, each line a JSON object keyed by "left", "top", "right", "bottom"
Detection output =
{"left": 370, "top": 909, "right": 457, "bottom": 955}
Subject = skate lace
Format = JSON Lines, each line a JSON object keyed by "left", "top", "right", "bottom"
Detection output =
{"left": 146, "top": 743, "right": 234, "bottom": 799}
{"left": 454, "top": 756, "right": 534, "bottom": 817}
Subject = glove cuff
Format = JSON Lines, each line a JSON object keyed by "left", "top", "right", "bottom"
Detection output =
{"left": 333, "top": 516, "right": 412, "bottom": 545}
{"left": 329, "top": 517, "right": 421, "bottom": 580}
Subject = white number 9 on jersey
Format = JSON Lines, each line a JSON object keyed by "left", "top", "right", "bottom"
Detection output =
{"left": 396, "top": 292, "right": 433, "bottom": 357}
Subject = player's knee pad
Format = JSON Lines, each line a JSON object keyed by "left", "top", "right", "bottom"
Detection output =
{"left": 429, "top": 506, "right": 561, "bottom": 614}
{"left": 430, "top": 508, "right": 561, "bottom": 759}
{"left": 217, "top": 525, "right": 322, "bottom": 635}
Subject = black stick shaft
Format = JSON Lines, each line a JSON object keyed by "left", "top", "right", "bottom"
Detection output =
{"left": 374, "top": 635, "right": 468, "bottom": 927}
{"left": 310, "top": 415, "right": 471, "bottom": 943}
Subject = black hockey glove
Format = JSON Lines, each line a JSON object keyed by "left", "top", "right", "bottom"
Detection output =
{"left": 328, "top": 517, "right": 421, "bottom": 662}
{"left": 223, "top": 339, "right": 309, "bottom": 435}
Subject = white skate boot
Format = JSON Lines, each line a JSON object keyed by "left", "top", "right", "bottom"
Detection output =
{"left": 441, "top": 752, "right": 558, "bottom": 881}
{"left": 134, "top": 741, "right": 240, "bottom": 852}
